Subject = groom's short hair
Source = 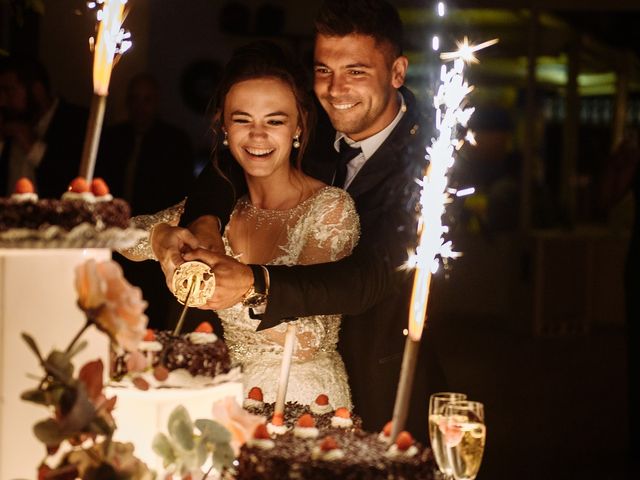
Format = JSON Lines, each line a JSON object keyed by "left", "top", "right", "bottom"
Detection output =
{"left": 314, "top": 0, "right": 404, "bottom": 60}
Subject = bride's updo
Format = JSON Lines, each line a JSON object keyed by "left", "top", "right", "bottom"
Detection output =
{"left": 210, "top": 41, "right": 316, "bottom": 170}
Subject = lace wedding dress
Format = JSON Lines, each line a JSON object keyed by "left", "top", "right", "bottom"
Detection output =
{"left": 219, "top": 186, "right": 360, "bottom": 409}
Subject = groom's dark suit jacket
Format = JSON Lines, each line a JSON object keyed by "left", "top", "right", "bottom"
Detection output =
{"left": 181, "top": 87, "right": 447, "bottom": 441}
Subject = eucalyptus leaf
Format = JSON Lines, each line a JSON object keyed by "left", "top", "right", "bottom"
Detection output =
{"left": 169, "top": 417, "right": 195, "bottom": 451}
{"left": 44, "top": 350, "right": 74, "bottom": 382}
{"left": 21, "top": 333, "right": 43, "bottom": 362}
{"left": 58, "top": 384, "right": 97, "bottom": 435}
{"left": 20, "top": 388, "right": 47, "bottom": 405}
{"left": 195, "top": 419, "right": 231, "bottom": 445}
{"left": 168, "top": 406, "right": 195, "bottom": 450}
{"left": 152, "top": 433, "right": 176, "bottom": 467}
{"left": 196, "top": 438, "right": 209, "bottom": 466}
{"left": 212, "top": 442, "right": 235, "bottom": 470}
{"left": 66, "top": 339, "right": 88, "bottom": 360}
{"left": 33, "top": 418, "right": 65, "bottom": 446}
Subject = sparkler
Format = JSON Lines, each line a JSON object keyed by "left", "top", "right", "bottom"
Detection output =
{"left": 389, "top": 37, "right": 497, "bottom": 443}
{"left": 79, "top": 0, "right": 131, "bottom": 182}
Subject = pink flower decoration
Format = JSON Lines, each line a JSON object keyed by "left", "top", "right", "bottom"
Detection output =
{"left": 212, "top": 396, "right": 265, "bottom": 454}
{"left": 439, "top": 417, "right": 464, "bottom": 447}
{"left": 75, "top": 259, "right": 148, "bottom": 351}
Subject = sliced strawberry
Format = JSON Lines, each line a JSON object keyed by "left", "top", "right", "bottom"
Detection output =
{"left": 143, "top": 328, "right": 155, "bottom": 341}
{"left": 132, "top": 376, "right": 150, "bottom": 391}
{"left": 271, "top": 412, "right": 284, "bottom": 426}
{"left": 320, "top": 436, "right": 338, "bottom": 451}
{"left": 68, "top": 177, "right": 90, "bottom": 193}
{"left": 91, "top": 177, "right": 110, "bottom": 196}
{"left": 395, "top": 431, "right": 414, "bottom": 451}
{"left": 297, "top": 413, "right": 315, "bottom": 428}
{"left": 15, "top": 177, "right": 35, "bottom": 194}
{"left": 253, "top": 423, "right": 270, "bottom": 440}
{"left": 315, "top": 394, "right": 329, "bottom": 406}
{"left": 195, "top": 321, "right": 213, "bottom": 333}
{"left": 334, "top": 407, "right": 351, "bottom": 419}
{"left": 248, "top": 386, "right": 264, "bottom": 401}
{"left": 153, "top": 365, "right": 169, "bottom": 381}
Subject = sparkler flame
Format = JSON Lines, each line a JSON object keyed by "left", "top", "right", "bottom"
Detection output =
{"left": 90, "top": 0, "right": 128, "bottom": 95}
{"left": 407, "top": 38, "right": 497, "bottom": 341}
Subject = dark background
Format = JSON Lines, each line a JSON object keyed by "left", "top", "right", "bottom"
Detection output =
{"left": 2, "top": 1, "right": 639, "bottom": 478}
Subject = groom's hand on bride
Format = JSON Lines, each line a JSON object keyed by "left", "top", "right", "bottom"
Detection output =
{"left": 182, "top": 249, "right": 253, "bottom": 310}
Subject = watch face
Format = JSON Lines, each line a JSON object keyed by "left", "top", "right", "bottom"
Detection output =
{"left": 244, "top": 293, "right": 267, "bottom": 308}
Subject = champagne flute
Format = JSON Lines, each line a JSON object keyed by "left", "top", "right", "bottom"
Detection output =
{"left": 443, "top": 401, "right": 486, "bottom": 480}
{"left": 429, "top": 392, "right": 467, "bottom": 478}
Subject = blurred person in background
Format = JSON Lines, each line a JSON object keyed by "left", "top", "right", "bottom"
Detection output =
{"left": 98, "top": 72, "right": 195, "bottom": 328}
{"left": 0, "top": 56, "right": 87, "bottom": 197}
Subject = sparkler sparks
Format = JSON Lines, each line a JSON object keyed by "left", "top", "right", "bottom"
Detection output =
{"left": 440, "top": 36, "right": 499, "bottom": 64}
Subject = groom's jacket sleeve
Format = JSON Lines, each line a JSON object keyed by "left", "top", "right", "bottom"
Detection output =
{"left": 259, "top": 150, "right": 423, "bottom": 329}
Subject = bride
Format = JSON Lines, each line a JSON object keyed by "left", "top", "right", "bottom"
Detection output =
{"left": 131, "top": 43, "right": 359, "bottom": 408}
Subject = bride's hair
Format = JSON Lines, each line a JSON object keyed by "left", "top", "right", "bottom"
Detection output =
{"left": 209, "top": 41, "right": 316, "bottom": 174}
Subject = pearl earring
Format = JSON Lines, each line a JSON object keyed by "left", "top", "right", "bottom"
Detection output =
{"left": 293, "top": 134, "right": 301, "bottom": 149}
{"left": 222, "top": 131, "right": 229, "bottom": 146}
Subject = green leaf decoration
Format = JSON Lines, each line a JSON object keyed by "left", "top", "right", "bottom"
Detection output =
{"left": 20, "top": 388, "right": 47, "bottom": 405}
{"left": 196, "top": 438, "right": 209, "bottom": 467}
{"left": 168, "top": 406, "right": 195, "bottom": 451}
{"left": 21, "top": 333, "right": 43, "bottom": 362}
{"left": 66, "top": 339, "right": 88, "bottom": 360}
{"left": 169, "top": 417, "right": 195, "bottom": 451}
{"left": 152, "top": 433, "right": 176, "bottom": 468}
{"left": 33, "top": 418, "right": 66, "bottom": 446}
{"left": 212, "top": 442, "right": 235, "bottom": 470}
{"left": 44, "top": 350, "right": 74, "bottom": 383}
{"left": 195, "top": 419, "right": 232, "bottom": 445}
{"left": 58, "top": 384, "right": 97, "bottom": 435}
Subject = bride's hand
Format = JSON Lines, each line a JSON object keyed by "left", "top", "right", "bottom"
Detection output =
{"left": 151, "top": 223, "right": 200, "bottom": 290}
{"left": 182, "top": 249, "right": 253, "bottom": 310}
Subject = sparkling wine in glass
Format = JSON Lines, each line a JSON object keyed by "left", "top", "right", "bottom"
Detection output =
{"left": 428, "top": 392, "right": 467, "bottom": 478}
{"left": 443, "top": 400, "right": 486, "bottom": 480}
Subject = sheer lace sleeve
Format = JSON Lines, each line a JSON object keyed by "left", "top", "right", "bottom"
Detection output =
{"left": 117, "top": 199, "right": 185, "bottom": 261}
{"left": 296, "top": 187, "right": 360, "bottom": 265}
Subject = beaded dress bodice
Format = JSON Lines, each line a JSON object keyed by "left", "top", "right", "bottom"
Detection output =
{"left": 218, "top": 186, "right": 360, "bottom": 408}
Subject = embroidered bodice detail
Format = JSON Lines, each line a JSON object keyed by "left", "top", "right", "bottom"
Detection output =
{"left": 219, "top": 186, "right": 360, "bottom": 408}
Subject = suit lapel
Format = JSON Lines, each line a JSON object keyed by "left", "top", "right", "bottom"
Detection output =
{"left": 347, "top": 113, "right": 422, "bottom": 199}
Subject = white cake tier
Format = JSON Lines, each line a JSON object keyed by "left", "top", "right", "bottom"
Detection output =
{"left": 107, "top": 381, "right": 244, "bottom": 472}
{"left": 0, "top": 248, "right": 111, "bottom": 480}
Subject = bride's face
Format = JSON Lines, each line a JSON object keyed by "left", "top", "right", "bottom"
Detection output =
{"left": 223, "top": 77, "right": 301, "bottom": 180}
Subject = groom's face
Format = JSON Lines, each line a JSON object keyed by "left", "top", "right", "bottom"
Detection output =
{"left": 313, "top": 33, "right": 407, "bottom": 142}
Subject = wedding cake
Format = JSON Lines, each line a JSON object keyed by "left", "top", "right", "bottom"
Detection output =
{"left": 0, "top": 177, "right": 141, "bottom": 248}
{"left": 234, "top": 416, "right": 436, "bottom": 479}
{"left": 107, "top": 322, "right": 242, "bottom": 471}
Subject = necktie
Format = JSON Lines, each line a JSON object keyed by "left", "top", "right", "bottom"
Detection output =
{"left": 333, "top": 138, "right": 362, "bottom": 188}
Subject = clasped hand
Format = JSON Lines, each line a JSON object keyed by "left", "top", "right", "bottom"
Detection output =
{"left": 150, "top": 218, "right": 253, "bottom": 310}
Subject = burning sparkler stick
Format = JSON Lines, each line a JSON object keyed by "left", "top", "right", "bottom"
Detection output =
{"left": 389, "top": 38, "right": 496, "bottom": 443}
{"left": 79, "top": 0, "right": 131, "bottom": 182}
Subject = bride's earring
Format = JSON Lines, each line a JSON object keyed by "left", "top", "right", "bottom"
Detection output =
{"left": 292, "top": 134, "right": 301, "bottom": 149}
{"left": 222, "top": 131, "right": 229, "bottom": 146}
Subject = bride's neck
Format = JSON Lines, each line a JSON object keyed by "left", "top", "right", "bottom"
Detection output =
{"left": 245, "top": 169, "right": 308, "bottom": 210}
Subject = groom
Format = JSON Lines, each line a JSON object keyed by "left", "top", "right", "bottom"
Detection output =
{"left": 154, "top": 0, "right": 446, "bottom": 440}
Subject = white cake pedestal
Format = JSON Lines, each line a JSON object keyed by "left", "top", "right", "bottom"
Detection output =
{"left": 0, "top": 249, "right": 111, "bottom": 480}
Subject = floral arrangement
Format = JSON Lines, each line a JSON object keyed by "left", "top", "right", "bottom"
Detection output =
{"left": 21, "top": 259, "right": 152, "bottom": 480}
{"left": 21, "top": 259, "right": 261, "bottom": 480}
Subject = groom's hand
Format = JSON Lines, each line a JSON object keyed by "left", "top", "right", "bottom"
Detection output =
{"left": 151, "top": 223, "right": 200, "bottom": 290}
{"left": 182, "top": 249, "right": 253, "bottom": 310}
